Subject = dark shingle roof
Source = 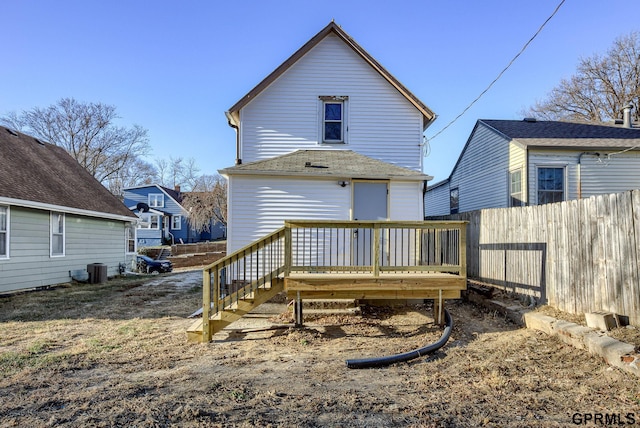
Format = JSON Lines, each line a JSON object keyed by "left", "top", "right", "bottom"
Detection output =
{"left": 481, "top": 119, "right": 640, "bottom": 148}
{"left": 0, "top": 126, "right": 136, "bottom": 219}
{"left": 220, "top": 150, "right": 431, "bottom": 181}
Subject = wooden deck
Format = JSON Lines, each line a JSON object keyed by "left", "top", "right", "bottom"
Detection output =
{"left": 285, "top": 272, "right": 465, "bottom": 300}
{"left": 187, "top": 220, "right": 468, "bottom": 342}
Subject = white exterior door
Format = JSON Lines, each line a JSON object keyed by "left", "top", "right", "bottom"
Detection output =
{"left": 352, "top": 181, "right": 388, "bottom": 266}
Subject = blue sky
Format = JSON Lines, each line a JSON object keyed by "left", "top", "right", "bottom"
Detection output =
{"left": 1, "top": 1, "right": 638, "bottom": 183}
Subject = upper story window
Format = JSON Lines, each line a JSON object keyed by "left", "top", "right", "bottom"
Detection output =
{"left": 172, "top": 215, "right": 182, "bottom": 230}
{"left": 148, "top": 193, "right": 164, "bottom": 208}
{"left": 138, "top": 213, "right": 160, "bottom": 229}
{"left": 537, "top": 167, "right": 565, "bottom": 205}
{"left": 450, "top": 187, "right": 459, "bottom": 214}
{"left": 509, "top": 169, "right": 524, "bottom": 207}
{"left": 51, "top": 211, "right": 65, "bottom": 257}
{"left": 0, "top": 206, "right": 8, "bottom": 259}
{"left": 319, "top": 96, "right": 348, "bottom": 144}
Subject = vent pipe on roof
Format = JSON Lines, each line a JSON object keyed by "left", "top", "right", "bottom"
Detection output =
{"left": 623, "top": 103, "right": 633, "bottom": 128}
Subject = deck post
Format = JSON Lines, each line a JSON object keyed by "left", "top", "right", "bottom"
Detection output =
{"left": 294, "top": 291, "right": 303, "bottom": 327}
{"left": 202, "top": 268, "right": 212, "bottom": 342}
{"left": 373, "top": 226, "right": 381, "bottom": 277}
{"left": 459, "top": 223, "right": 467, "bottom": 278}
{"left": 433, "top": 289, "right": 443, "bottom": 326}
{"left": 284, "top": 224, "right": 292, "bottom": 276}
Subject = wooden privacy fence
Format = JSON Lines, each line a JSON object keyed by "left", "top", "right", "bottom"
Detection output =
{"left": 434, "top": 189, "right": 640, "bottom": 327}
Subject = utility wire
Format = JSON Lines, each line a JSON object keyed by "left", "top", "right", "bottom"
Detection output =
{"left": 426, "top": 0, "right": 567, "bottom": 143}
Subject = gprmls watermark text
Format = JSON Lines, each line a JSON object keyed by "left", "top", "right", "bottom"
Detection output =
{"left": 572, "top": 413, "right": 637, "bottom": 425}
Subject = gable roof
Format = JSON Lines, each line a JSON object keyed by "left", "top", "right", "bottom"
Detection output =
{"left": 481, "top": 119, "right": 640, "bottom": 149}
{"left": 226, "top": 21, "right": 435, "bottom": 130}
{"left": 430, "top": 119, "right": 640, "bottom": 190}
{"left": 220, "top": 149, "right": 432, "bottom": 181}
{"left": 0, "top": 126, "right": 136, "bottom": 220}
{"left": 124, "top": 184, "right": 183, "bottom": 204}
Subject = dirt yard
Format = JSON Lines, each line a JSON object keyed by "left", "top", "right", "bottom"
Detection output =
{"left": 1, "top": 271, "right": 639, "bottom": 427}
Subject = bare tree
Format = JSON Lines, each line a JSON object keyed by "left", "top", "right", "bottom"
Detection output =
{"left": 1, "top": 98, "right": 151, "bottom": 184}
{"left": 104, "top": 159, "right": 158, "bottom": 200}
{"left": 523, "top": 32, "right": 640, "bottom": 123}
{"left": 155, "top": 156, "right": 200, "bottom": 191}
{"left": 181, "top": 174, "right": 227, "bottom": 233}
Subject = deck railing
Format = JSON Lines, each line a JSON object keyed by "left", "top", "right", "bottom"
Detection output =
{"left": 200, "top": 220, "right": 467, "bottom": 335}
{"left": 285, "top": 220, "right": 467, "bottom": 276}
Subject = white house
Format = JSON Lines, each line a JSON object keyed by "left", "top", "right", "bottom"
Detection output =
{"left": 221, "top": 22, "right": 436, "bottom": 253}
{"left": 0, "top": 126, "right": 138, "bottom": 292}
{"left": 425, "top": 118, "right": 640, "bottom": 216}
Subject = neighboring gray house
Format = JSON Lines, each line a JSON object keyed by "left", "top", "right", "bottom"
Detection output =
{"left": 0, "top": 126, "right": 138, "bottom": 293}
{"left": 425, "top": 118, "right": 640, "bottom": 216}
{"left": 222, "top": 22, "right": 435, "bottom": 253}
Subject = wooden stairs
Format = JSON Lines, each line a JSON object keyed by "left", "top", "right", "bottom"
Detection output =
{"left": 186, "top": 277, "right": 284, "bottom": 343}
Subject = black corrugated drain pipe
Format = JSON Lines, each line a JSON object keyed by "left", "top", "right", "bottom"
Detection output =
{"left": 346, "top": 309, "right": 453, "bottom": 369}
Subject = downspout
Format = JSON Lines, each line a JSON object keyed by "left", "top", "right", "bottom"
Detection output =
{"left": 577, "top": 152, "right": 600, "bottom": 199}
{"left": 225, "top": 111, "right": 241, "bottom": 165}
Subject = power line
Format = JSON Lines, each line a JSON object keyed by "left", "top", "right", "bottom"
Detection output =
{"left": 426, "top": 0, "right": 567, "bottom": 142}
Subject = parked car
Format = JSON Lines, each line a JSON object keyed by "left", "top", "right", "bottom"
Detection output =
{"left": 136, "top": 255, "right": 173, "bottom": 274}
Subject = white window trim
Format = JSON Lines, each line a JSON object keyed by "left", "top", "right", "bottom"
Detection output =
{"left": 50, "top": 211, "right": 65, "bottom": 257}
{"left": 125, "top": 224, "right": 137, "bottom": 254}
{"left": 319, "top": 96, "right": 349, "bottom": 144}
{"left": 148, "top": 214, "right": 160, "bottom": 230}
{"left": 172, "top": 215, "right": 182, "bottom": 230}
{"left": 535, "top": 164, "right": 567, "bottom": 205}
{"left": 509, "top": 168, "right": 524, "bottom": 207}
{"left": 148, "top": 193, "right": 165, "bottom": 208}
{"left": 0, "top": 205, "right": 9, "bottom": 260}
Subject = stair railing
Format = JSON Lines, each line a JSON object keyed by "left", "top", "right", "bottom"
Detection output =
{"left": 202, "top": 227, "right": 286, "bottom": 337}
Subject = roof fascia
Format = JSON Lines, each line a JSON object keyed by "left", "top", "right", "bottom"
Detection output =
{"left": 219, "top": 169, "right": 431, "bottom": 181}
{"left": 0, "top": 197, "right": 137, "bottom": 222}
{"left": 226, "top": 22, "right": 435, "bottom": 129}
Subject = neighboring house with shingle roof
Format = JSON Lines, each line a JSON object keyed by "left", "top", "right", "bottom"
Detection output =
{"left": 425, "top": 118, "right": 640, "bottom": 216}
{"left": 221, "top": 22, "right": 435, "bottom": 252}
{"left": 123, "top": 184, "right": 225, "bottom": 246}
{"left": 0, "top": 126, "right": 138, "bottom": 292}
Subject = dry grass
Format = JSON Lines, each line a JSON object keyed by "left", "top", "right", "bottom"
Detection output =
{"left": 1, "top": 272, "right": 639, "bottom": 427}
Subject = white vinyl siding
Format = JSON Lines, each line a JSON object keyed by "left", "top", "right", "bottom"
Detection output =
{"left": 424, "top": 182, "right": 451, "bottom": 217}
{"left": 578, "top": 151, "right": 640, "bottom": 197}
{"left": 239, "top": 34, "right": 423, "bottom": 171}
{"left": 529, "top": 149, "right": 640, "bottom": 204}
{"left": 389, "top": 181, "right": 423, "bottom": 220}
{"left": 0, "top": 207, "right": 130, "bottom": 293}
{"left": 449, "top": 123, "right": 511, "bottom": 212}
{"left": 228, "top": 176, "right": 424, "bottom": 253}
{"left": 227, "top": 176, "right": 351, "bottom": 253}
